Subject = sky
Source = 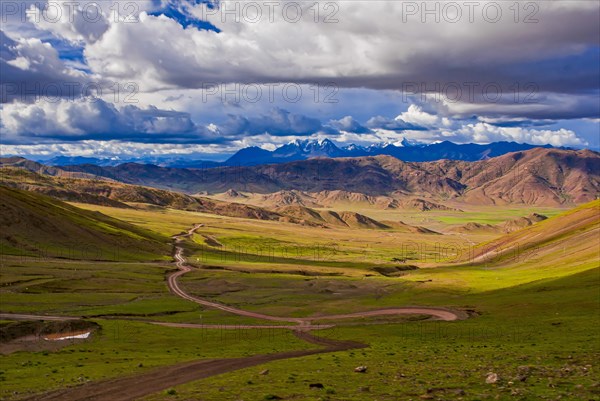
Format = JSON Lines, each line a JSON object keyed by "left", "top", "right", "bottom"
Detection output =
{"left": 1, "top": 0, "right": 599, "bottom": 160}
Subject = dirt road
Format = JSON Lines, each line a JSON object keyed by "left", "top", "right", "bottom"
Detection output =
{"left": 23, "top": 331, "right": 366, "bottom": 401}
{"left": 151, "top": 322, "right": 334, "bottom": 330}
{"left": 0, "top": 313, "right": 78, "bottom": 321}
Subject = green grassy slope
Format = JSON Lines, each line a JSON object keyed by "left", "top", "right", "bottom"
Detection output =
{"left": 467, "top": 199, "right": 599, "bottom": 266}
{"left": 0, "top": 186, "right": 171, "bottom": 261}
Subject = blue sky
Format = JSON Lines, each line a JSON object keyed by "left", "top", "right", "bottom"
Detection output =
{"left": 1, "top": 0, "right": 599, "bottom": 159}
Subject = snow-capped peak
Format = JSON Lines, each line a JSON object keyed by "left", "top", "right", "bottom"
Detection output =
{"left": 400, "top": 137, "right": 426, "bottom": 147}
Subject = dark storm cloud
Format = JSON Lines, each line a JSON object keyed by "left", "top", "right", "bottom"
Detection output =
{"left": 218, "top": 108, "right": 326, "bottom": 137}
{"left": 1, "top": 102, "right": 332, "bottom": 145}
{"left": 365, "top": 116, "right": 427, "bottom": 131}
{"left": 327, "top": 116, "right": 371, "bottom": 134}
{"left": 0, "top": 98, "right": 225, "bottom": 144}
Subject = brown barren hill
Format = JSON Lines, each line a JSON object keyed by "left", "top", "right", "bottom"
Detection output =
{"left": 312, "top": 190, "right": 402, "bottom": 209}
{"left": 223, "top": 188, "right": 248, "bottom": 199}
{"left": 274, "top": 205, "right": 397, "bottom": 229}
{"left": 450, "top": 222, "right": 501, "bottom": 234}
{"left": 0, "top": 157, "right": 109, "bottom": 180}
{"left": 314, "top": 190, "right": 375, "bottom": 205}
{"left": 458, "top": 148, "right": 600, "bottom": 206}
{"left": 401, "top": 197, "right": 457, "bottom": 211}
{"left": 501, "top": 213, "right": 548, "bottom": 233}
{"left": 275, "top": 205, "right": 325, "bottom": 222}
{"left": 337, "top": 211, "right": 391, "bottom": 229}
{"left": 381, "top": 220, "right": 440, "bottom": 234}
{"left": 260, "top": 190, "right": 322, "bottom": 208}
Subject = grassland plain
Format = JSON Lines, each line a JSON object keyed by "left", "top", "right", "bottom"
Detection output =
{"left": 1, "top": 197, "right": 597, "bottom": 400}
{"left": 0, "top": 257, "right": 195, "bottom": 316}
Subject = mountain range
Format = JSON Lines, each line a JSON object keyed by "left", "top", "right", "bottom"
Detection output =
{"left": 2, "top": 147, "right": 599, "bottom": 206}
{"left": 30, "top": 140, "right": 559, "bottom": 168}
{"left": 224, "top": 139, "right": 560, "bottom": 166}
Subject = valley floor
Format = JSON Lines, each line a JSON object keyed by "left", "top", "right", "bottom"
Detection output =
{"left": 0, "top": 201, "right": 598, "bottom": 400}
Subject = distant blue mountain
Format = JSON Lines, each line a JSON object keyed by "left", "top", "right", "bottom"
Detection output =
{"left": 224, "top": 146, "right": 273, "bottom": 166}
{"left": 44, "top": 156, "right": 119, "bottom": 167}
{"left": 222, "top": 139, "right": 559, "bottom": 166}
{"left": 226, "top": 139, "right": 347, "bottom": 166}
{"left": 37, "top": 140, "right": 561, "bottom": 168}
{"left": 41, "top": 155, "right": 222, "bottom": 169}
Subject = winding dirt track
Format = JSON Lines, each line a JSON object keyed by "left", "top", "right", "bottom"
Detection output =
{"left": 14, "top": 223, "right": 465, "bottom": 401}
{"left": 168, "top": 224, "right": 465, "bottom": 326}
{"left": 168, "top": 225, "right": 305, "bottom": 324}
{"left": 25, "top": 331, "right": 366, "bottom": 401}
